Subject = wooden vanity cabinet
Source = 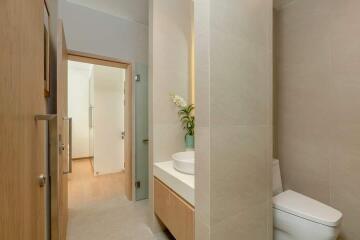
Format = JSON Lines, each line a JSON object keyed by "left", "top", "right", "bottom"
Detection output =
{"left": 154, "top": 177, "right": 194, "bottom": 240}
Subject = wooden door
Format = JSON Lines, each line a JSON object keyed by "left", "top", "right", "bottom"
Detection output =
{"left": 57, "top": 20, "right": 69, "bottom": 240}
{"left": 0, "top": 0, "right": 46, "bottom": 239}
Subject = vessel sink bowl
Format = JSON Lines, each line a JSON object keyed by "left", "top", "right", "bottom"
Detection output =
{"left": 172, "top": 151, "right": 195, "bottom": 175}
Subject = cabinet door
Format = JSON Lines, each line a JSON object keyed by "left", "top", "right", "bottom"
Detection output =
{"left": 154, "top": 178, "right": 173, "bottom": 226}
{"left": 154, "top": 178, "right": 195, "bottom": 240}
{"left": 0, "top": 0, "right": 46, "bottom": 239}
{"left": 168, "top": 190, "right": 195, "bottom": 240}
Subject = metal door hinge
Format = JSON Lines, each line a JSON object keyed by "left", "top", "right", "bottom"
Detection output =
{"left": 135, "top": 74, "right": 141, "bottom": 82}
{"left": 135, "top": 181, "right": 141, "bottom": 189}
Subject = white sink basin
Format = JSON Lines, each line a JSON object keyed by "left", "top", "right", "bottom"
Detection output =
{"left": 172, "top": 151, "right": 195, "bottom": 175}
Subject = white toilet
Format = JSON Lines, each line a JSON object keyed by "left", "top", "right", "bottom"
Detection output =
{"left": 273, "top": 159, "right": 343, "bottom": 240}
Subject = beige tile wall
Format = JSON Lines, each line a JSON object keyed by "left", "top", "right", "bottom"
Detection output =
{"left": 195, "top": 0, "right": 273, "bottom": 239}
{"left": 275, "top": 1, "right": 360, "bottom": 239}
{"left": 150, "top": 0, "right": 193, "bottom": 163}
{"left": 194, "top": 0, "right": 211, "bottom": 238}
{"left": 149, "top": 0, "right": 193, "bottom": 233}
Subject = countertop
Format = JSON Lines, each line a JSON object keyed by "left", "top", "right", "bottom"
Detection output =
{"left": 153, "top": 161, "right": 195, "bottom": 206}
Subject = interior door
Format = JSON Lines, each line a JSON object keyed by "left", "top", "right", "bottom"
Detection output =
{"left": 92, "top": 66, "right": 125, "bottom": 175}
{"left": 135, "top": 63, "right": 149, "bottom": 200}
{"left": 124, "top": 64, "right": 133, "bottom": 201}
{"left": 0, "top": 0, "right": 46, "bottom": 239}
{"left": 56, "top": 20, "right": 69, "bottom": 240}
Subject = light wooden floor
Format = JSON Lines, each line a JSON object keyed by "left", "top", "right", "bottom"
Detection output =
{"left": 68, "top": 158, "right": 124, "bottom": 208}
{"left": 67, "top": 159, "right": 172, "bottom": 240}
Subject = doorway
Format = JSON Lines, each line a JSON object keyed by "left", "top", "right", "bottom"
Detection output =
{"left": 67, "top": 53, "right": 133, "bottom": 202}
{"left": 68, "top": 61, "right": 125, "bottom": 175}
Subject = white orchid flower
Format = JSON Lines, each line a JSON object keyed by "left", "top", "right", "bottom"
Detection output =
{"left": 170, "top": 94, "right": 188, "bottom": 108}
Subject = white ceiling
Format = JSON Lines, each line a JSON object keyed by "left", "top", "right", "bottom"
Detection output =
{"left": 66, "top": 0, "right": 149, "bottom": 25}
{"left": 273, "top": 0, "right": 296, "bottom": 10}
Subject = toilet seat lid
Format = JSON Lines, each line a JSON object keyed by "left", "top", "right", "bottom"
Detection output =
{"left": 273, "top": 190, "right": 342, "bottom": 227}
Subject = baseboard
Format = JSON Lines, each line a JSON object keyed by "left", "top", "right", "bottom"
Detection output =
{"left": 72, "top": 156, "right": 94, "bottom": 161}
{"left": 94, "top": 168, "right": 124, "bottom": 176}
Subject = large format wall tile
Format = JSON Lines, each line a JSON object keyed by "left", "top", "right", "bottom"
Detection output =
{"left": 150, "top": 0, "right": 193, "bottom": 233}
{"left": 194, "top": 0, "right": 211, "bottom": 239}
{"left": 195, "top": 0, "right": 273, "bottom": 239}
{"left": 211, "top": 126, "right": 271, "bottom": 226}
{"left": 151, "top": 0, "right": 193, "bottom": 163}
{"left": 276, "top": 1, "right": 360, "bottom": 238}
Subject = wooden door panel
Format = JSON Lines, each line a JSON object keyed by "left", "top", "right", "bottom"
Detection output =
{"left": 0, "top": 0, "right": 46, "bottom": 239}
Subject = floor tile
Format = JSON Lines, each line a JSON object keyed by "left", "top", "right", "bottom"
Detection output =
{"left": 67, "top": 159, "right": 172, "bottom": 240}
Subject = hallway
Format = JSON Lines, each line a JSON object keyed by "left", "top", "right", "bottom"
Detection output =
{"left": 67, "top": 159, "right": 172, "bottom": 240}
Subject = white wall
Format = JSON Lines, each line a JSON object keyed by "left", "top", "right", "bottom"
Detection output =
{"left": 65, "top": 0, "right": 149, "bottom": 25}
{"left": 93, "top": 65, "right": 125, "bottom": 175}
{"left": 68, "top": 61, "right": 92, "bottom": 158}
{"left": 59, "top": 0, "right": 148, "bottom": 64}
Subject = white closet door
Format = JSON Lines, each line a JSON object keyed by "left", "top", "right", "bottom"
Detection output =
{"left": 89, "top": 67, "right": 95, "bottom": 160}
{"left": 68, "top": 61, "right": 91, "bottom": 159}
{"left": 93, "top": 65, "right": 125, "bottom": 175}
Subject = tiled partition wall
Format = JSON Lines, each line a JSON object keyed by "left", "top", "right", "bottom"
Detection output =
{"left": 275, "top": 1, "right": 360, "bottom": 239}
{"left": 195, "top": 0, "right": 273, "bottom": 239}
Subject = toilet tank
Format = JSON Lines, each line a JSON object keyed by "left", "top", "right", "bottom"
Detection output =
{"left": 273, "top": 159, "right": 283, "bottom": 196}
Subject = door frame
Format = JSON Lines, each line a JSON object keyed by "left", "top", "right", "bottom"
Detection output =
{"left": 67, "top": 51, "right": 134, "bottom": 201}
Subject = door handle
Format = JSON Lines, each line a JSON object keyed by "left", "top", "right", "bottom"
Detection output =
{"left": 63, "top": 117, "right": 72, "bottom": 174}
{"left": 35, "top": 114, "right": 56, "bottom": 121}
{"left": 35, "top": 114, "right": 56, "bottom": 188}
{"left": 142, "top": 139, "right": 149, "bottom": 143}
